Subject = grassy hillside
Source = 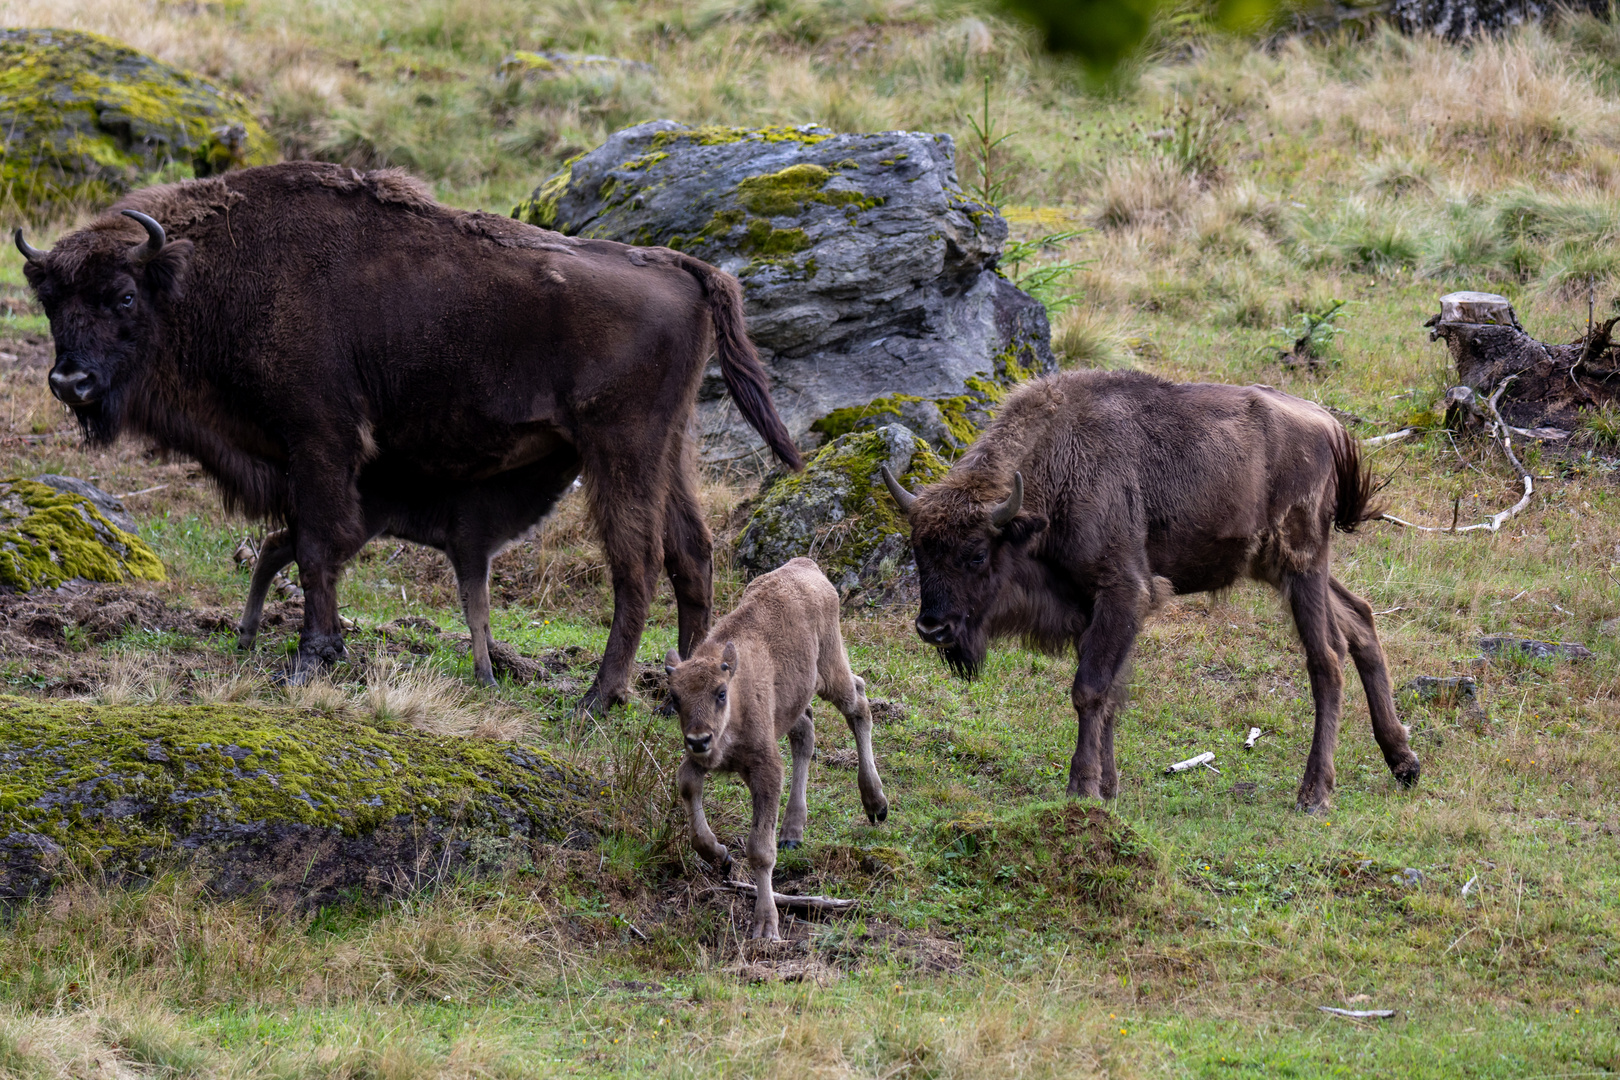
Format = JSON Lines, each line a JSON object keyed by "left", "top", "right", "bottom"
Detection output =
{"left": 0, "top": 0, "right": 1617, "bottom": 1076}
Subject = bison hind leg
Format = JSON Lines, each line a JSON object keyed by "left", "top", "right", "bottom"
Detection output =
{"left": 1330, "top": 577, "right": 1421, "bottom": 788}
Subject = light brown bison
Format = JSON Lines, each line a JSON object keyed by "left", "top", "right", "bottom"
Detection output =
{"left": 883, "top": 369, "right": 1420, "bottom": 812}
{"left": 664, "top": 557, "right": 888, "bottom": 940}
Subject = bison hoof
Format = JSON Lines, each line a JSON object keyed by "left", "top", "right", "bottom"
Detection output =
{"left": 474, "top": 669, "right": 497, "bottom": 689}
{"left": 1294, "top": 797, "right": 1330, "bottom": 815}
{"left": 1393, "top": 756, "right": 1421, "bottom": 789}
{"left": 779, "top": 838, "right": 801, "bottom": 850}
{"left": 576, "top": 683, "right": 625, "bottom": 718}
{"left": 235, "top": 630, "right": 258, "bottom": 651}
{"left": 867, "top": 804, "right": 888, "bottom": 825}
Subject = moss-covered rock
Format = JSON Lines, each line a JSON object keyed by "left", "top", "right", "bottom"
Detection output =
{"left": 0, "top": 477, "right": 164, "bottom": 593}
{"left": 0, "top": 697, "right": 592, "bottom": 905}
{"left": 0, "top": 28, "right": 275, "bottom": 212}
{"left": 513, "top": 119, "right": 1055, "bottom": 465}
{"left": 735, "top": 424, "right": 946, "bottom": 594}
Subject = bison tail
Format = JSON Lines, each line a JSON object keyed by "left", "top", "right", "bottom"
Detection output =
{"left": 1331, "top": 431, "right": 1380, "bottom": 533}
{"left": 678, "top": 255, "right": 803, "bottom": 471}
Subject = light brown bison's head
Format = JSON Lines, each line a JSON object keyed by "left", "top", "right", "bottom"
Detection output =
{"left": 664, "top": 641, "right": 738, "bottom": 762}
{"left": 17, "top": 210, "right": 192, "bottom": 445}
{"left": 882, "top": 466, "right": 1047, "bottom": 679}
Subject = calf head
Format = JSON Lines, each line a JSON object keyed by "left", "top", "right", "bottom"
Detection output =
{"left": 882, "top": 465, "right": 1046, "bottom": 678}
{"left": 664, "top": 641, "right": 738, "bottom": 762}
{"left": 17, "top": 210, "right": 192, "bottom": 445}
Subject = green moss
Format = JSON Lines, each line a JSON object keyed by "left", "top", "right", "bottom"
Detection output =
{"left": 734, "top": 162, "right": 881, "bottom": 217}
{"left": 742, "top": 218, "right": 810, "bottom": 255}
{"left": 0, "top": 479, "right": 164, "bottom": 592}
{"left": 0, "top": 696, "right": 588, "bottom": 886}
{"left": 737, "top": 427, "right": 948, "bottom": 590}
{"left": 512, "top": 157, "right": 581, "bottom": 229}
{"left": 0, "top": 28, "right": 275, "bottom": 213}
{"left": 648, "top": 124, "right": 831, "bottom": 150}
{"left": 619, "top": 151, "right": 668, "bottom": 170}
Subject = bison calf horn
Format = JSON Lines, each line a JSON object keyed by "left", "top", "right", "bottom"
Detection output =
{"left": 989, "top": 472, "right": 1023, "bottom": 528}
{"left": 121, "top": 210, "right": 167, "bottom": 262}
{"left": 14, "top": 228, "right": 47, "bottom": 263}
{"left": 880, "top": 464, "right": 917, "bottom": 513}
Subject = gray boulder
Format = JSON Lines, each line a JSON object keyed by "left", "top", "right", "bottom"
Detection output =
{"left": 735, "top": 424, "right": 946, "bottom": 596}
{"left": 514, "top": 121, "right": 1055, "bottom": 463}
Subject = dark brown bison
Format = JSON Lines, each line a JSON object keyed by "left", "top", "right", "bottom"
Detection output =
{"left": 882, "top": 369, "right": 1420, "bottom": 812}
{"left": 16, "top": 161, "right": 802, "bottom": 711}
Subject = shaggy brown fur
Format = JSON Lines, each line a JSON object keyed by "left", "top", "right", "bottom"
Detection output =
{"left": 884, "top": 370, "right": 1419, "bottom": 812}
{"left": 664, "top": 558, "right": 888, "bottom": 940}
{"left": 18, "top": 162, "right": 802, "bottom": 711}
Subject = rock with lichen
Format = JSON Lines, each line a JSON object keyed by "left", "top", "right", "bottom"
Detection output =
{"left": 513, "top": 120, "right": 1054, "bottom": 463}
{"left": 0, "top": 28, "right": 275, "bottom": 212}
{"left": 735, "top": 424, "right": 946, "bottom": 594}
{"left": 0, "top": 697, "right": 594, "bottom": 905}
{"left": 0, "top": 477, "right": 164, "bottom": 593}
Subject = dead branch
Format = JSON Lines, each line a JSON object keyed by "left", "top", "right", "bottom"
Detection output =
{"left": 1381, "top": 377, "right": 1532, "bottom": 534}
{"left": 720, "top": 881, "right": 859, "bottom": 912}
{"left": 1165, "top": 751, "right": 1216, "bottom": 774}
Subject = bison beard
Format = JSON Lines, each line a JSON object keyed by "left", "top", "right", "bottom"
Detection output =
{"left": 17, "top": 163, "right": 802, "bottom": 711}
{"left": 886, "top": 370, "right": 1421, "bottom": 813}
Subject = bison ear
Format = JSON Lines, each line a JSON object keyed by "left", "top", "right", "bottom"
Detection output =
{"left": 664, "top": 648, "right": 681, "bottom": 677}
{"left": 720, "top": 640, "right": 737, "bottom": 674}
{"left": 141, "top": 238, "right": 193, "bottom": 298}
{"left": 998, "top": 514, "right": 1047, "bottom": 548}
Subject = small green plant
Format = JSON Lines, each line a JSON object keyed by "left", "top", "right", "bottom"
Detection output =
{"left": 1001, "top": 229, "right": 1088, "bottom": 314}
{"left": 964, "top": 74, "right": 1015, "bottom": 207}
{"left": 1155, "top": 92, "right": 1234, "bottom": 182}
{"left": 1263, "top": 299, "right": 1354, "bottom": 369}
{"left": 1581, "top": 401, "right": 1620, "bottom": 449}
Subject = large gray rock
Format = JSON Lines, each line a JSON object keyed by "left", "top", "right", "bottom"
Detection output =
{"left": 514, "top": 121, "right": 1055, "bottom": 464}
{"left": 734, "top": 424, "right": 946, "bottom": 596}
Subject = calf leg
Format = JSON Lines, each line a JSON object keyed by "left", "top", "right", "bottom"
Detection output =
{"left": 745, "top": 760, "right": 784, "bottom": 941}
{"left": 1068, "top": 585, "right": 1143, "bottom": 799}
{"left": 447, "top": 545, "right": 496, "bottom": 688}
{"left": 819, "top": 648, "right": 888, "bottom": 823}
{"left": 677, "top": 758, "right": 730, "bottom": 871}
{"left": 238, "top": 528, "right": 295, "bottom": 650}
{"left": 780, "top": 709, "right": 814, "bottom": 849}
{"left": 662, "top": 448, "right": 713, "bottom": 659}
{"left": 1331, "top": 577, "right": 1421, "bottom": 788}
{"left": 1286, "top": 568, "right": 1348, "bottom": 812}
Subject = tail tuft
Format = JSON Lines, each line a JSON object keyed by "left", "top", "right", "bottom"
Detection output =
{"left": 678, "top": 254, "right": 803, "bottom": 470}
{"left": 1331, "top": 431, "right": 1380, "bottom": 532}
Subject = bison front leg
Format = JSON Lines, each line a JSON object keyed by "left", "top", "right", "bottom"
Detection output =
{"left": 447, "top": 544, "right": 497, "bottom": 688}
{"left": 744, "top": 761, "right": 784, "bottom": 941}
{"left": 284, "top": 446, "right": 370, "bottom": 681}
{"left": 780, "top": 709, "right": 814, "bottom": 849}
{"left": 238, "top": 527, "right": 295, "bottom": 650}
{"left": 678, "top": 758, "right": 730, "bottom": 872}
{"left": 1068, "top": 587, "right": 1142, "bottom": 800}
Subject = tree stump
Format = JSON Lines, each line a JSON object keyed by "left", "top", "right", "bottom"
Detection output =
{"left": 1425, "top": 292, "right": 1619, "bottom": 432}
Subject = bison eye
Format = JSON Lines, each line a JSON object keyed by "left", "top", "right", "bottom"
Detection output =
{"left": 968, "top": 549, "right": 988, "bottom": 569}
{"left": 119, "top": 292, "right": 135, "bottom": 309}
{"left": 716, "top": 687, "right": 727, "bottom": 705}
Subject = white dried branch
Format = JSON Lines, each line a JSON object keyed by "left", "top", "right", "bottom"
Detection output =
{"left": 723, "top": 881, "right": 859, "bottom": 912}
{"left": 1165, "top": 751, "right": 1215, "bottom": 774}
{"left": 1380, "top": 377, "right": 1533, "bottom": 534}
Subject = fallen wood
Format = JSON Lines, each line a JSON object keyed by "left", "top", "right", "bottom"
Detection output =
{"left": 1243, "top": 727, "right": 1264, "bottom": 750}
{"left": 1318, "top": 1007, "right": 1396, "bottom": 1020}
{"left": 1381, "top": 377, "right": 1534, "bottom": 534}
{"left": 1165, "top": 751, "right": 1215, "bottom": 774}
{"left": 722, "top": 881, "right": 859, "bottom": 913}
{"left": 1361, "top": 428, "right": 1415, "bottom": 449}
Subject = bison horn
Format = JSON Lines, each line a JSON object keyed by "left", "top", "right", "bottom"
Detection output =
{"left": 880, "top": 464, "right": 917, "bottom": 514}
{"left": 989, "top": 472, "right": 1024, "bottom": 528}
{"left": 14, "top": 228, "right": 46, "bottom": 263}
{"left": 121, "top": 209, "right": 166, "bottom": 262}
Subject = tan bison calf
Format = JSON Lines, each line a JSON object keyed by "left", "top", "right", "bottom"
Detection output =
{"left": 664, "top": 557, "right": 888, "bottom": 940}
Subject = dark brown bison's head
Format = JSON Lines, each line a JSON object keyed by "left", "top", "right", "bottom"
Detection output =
{"left": 664, "top": 642, "right": 738, "bottom": 763}
{"left": 882, "top": 465, "right": 1046, "bottom": 679}
{"left": 16, "top": 210, "right": 192, "bottom": 445}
